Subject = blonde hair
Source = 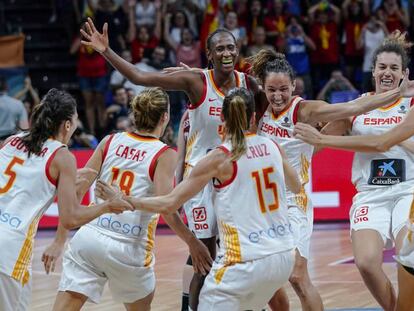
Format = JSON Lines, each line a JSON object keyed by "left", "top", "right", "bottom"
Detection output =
{"left": 222, "top": 88, "right": 255, "bottom": 160}
{"left": 131, "top": 87, "right": 169, "bottom": 131}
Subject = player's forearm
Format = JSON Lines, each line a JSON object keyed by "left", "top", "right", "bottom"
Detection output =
{"left": 126, "top": 194, "right": 177, "bottom": 214}
{"left": 351, "top": 87, "right": 401, "bottom": 116}
{"left": 319, "top": 134, "right": 388, "bottom": 152}
{"left": 162, "top": 212, "right": 196, "bottom": 245}
{"left": 53, "top": 221, "right": 69, "bottom": 244}
{"left": 63, "top": 203, "right": 107, "bottom": 229}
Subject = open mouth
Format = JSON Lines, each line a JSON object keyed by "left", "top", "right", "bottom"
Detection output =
{"left": 222, "top": 58, "right": 233, "bottom": 67}
{"left": 380, "top": 78, "right": 394, "bottom": 88}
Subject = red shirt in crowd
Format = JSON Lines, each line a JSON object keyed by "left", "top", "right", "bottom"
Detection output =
{"left": 77, "top": 45, "right": 107, "bottom": 77}
{"left": 310, "top": 21, "right": 339, "bottom": 64}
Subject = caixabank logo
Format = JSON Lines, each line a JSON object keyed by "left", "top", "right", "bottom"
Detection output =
{"left": 368, "top": 159, "right": 405, "bottom": 186}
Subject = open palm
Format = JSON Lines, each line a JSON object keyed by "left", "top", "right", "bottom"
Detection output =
{"left": 80, "top": 17, "right": 109, "bottom": 54}
{"left": 399, "top": 69, "right": 414, "bottom": 98}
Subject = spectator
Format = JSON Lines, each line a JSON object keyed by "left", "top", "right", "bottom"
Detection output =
{"left": 127, "top": 0, "right": 161, "bottom": 64}
{"left": 359, "top": 14, "right": 388, "bottom": 92}
{"left": 308, "top": 1, "right": 341, "bottom": 91}
{"left": 246, "top": 26, "right": 275, "bottom": 57}
{"left": 284, "top": 17, "right": 316, "bottom": 98}
{"left": 0, "top": 77, "right": 28, "bottom": 142}
{"left": 94, "top": 0, "right": 128, "bottom": 53}
{"left": 68, "top": 118, "right": 99, "bottom": 149}
{"left": 114, "top": 115, "right": 133, "bottom": 132}
{"left": 342, "top": 0, "right": 370, "bottom": 84}
{"left": 109, "top": 49, "right": 134, "bottom": 88}
{"left": 244, "top": 0, "right": 266, "bottom": 43}
{"left": 106, "top": 86, "right": 130, "bottom": 132}
{"left": 293, "top": 76, "right": 307, "bottom": 98}
{"left": 134, "top": 0, "right": 158, "bottom": 27}
{"left": 13, "top": 76, "right": 40, "bottom": 119}
{"left": 223, "top": 11, "right": 247, "bottom": 50}
{"left": 380, "top": 0, "right": 410, "bottom": 33}
{"left": 164, "top": 15, "right": 202, "bottom": 68}
{"left": 161, "top": 124, "right": 176, "bottom": 146}
{"left": 70, "top": 22, "right": 108, "bottom": 135}
{"left": 316, "top": 70, "right": 358, "bottom": 101}
{"left": 264, "top": 0, "right": 289, "bottom": 50}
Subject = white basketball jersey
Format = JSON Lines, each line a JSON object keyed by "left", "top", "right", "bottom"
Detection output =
{"left": 257, "top": 96, "right": 314, "bottom": 211}
{"left": 184, "top": 69, "right": 248, "bottom": 177}
{"left": 87, "top": 132, "right": 170, "bottom": 267}
{"left": 212, "top": 134, "right": 294, "bottom": 265}
{"left": 351, "top": 96, "right": 414, "bottom": 191}
{"left": 0, "top": 135, "right": 64, "bottom": 284}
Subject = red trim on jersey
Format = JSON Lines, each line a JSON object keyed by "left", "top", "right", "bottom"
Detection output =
{"left": 292, "top": 98, "right": 304, "bottom": 125}
{"left": 45, "top": 146, "right": 66, "bottom": 186}
{"left": 127, "top": 132, "right": 158, "bottom": 141}
{"left": 149, "top": 146, "right": 172, "bottom": 182}
{"left": 272, "top": 96, "right": 298, "bottom": 120}
{"left": 214, "top": 146, "right": 238, "bottom": 189}
{"left": 102, "top": 134, "right": 115, "bottom": 162}
{"left": 189, "top": 72, "right": 207, "bottom": 110}
{"left": 270, "top": 140, "right": 282, "bottom": 153}
{"left": 410, "top": 98, "right": 414, "bottom": 107}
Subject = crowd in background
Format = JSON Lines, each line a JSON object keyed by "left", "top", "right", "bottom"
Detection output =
{"left": 3, "top": 0, "right": 414, "bottom": 147}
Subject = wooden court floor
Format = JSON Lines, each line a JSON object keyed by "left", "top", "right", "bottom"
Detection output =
{"left": 31, "top": 223, "right": 396, "bottom": 310}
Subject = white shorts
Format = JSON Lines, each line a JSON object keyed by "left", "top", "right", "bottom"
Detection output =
{"left": 183, "top": 182, "right": 218, "bottom": 239}
{"left": 198, "top": 250, "right": 295, "bottom": 311}
{"left": 0, "top": 272, "right": 31, "bottom": 311}
{"left": 350, "top": 182, "right": 414, "bottom": 249}
{"left": 59, "top": 226, "right": 155, "bottom": 304}
{"left": 395, "top": 221, "right": 414, "bottom": 269}
{"left": 288, "top": 205, "right": 313, "bottom": 260}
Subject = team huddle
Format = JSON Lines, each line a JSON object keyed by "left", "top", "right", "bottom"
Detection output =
{"left": 1, "top": 17, "right": 414, "bottom": 311}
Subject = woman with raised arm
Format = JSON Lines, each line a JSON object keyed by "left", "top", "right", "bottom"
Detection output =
{"left": 294, "top": 31, "right": 414, "bottom": 311}
{"left": 0, "top": 89, "right": 131, "bottom": 311}
{"left": 97, "top": 87, "right": 301, "bottom": 310}
{"left": 51, "top": 88, "right": 211, "bottom": 311}
{"left": 80, "top": 17, "right": 257, "bottom": 310}
{"left": 246, "top": 41, "right": 414, "bottom": 311}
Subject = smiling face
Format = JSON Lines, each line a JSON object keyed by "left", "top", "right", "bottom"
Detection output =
{"left": 373, "top": 52, "right": 404, "bottom": 93}
{"left": 264, "top": 72, "right": 295, "bottom": 113}
{"left": 207, "top": 32, "right": 238, "bottom": 73}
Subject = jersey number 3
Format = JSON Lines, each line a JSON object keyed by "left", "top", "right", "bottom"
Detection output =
{"left": 251, "top": 167, "right": 279, "bottom": 213}
{"left": 0, "top": 157, "right": 24, "bottom": 194}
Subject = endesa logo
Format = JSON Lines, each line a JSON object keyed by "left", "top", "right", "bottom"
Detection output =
{"left": 0, "top": 208, "right": 22, "bottom": 229}
{"left": 248, "top": 222, "right": 293, "bottom": 243}
{"left": 96, "top": 215, "right": 142, "bottom": 237}
{"left": 354, "top": 206, "right": 369, "bottom": 224}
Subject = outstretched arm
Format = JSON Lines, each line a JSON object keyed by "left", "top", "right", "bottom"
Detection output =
{"left": 97, "top": 149, "right": 230, "bottom": 214}
{"left": 80, "top": 18, "right": 202, "bottom": 102}
{"left": 295, "top": 108, "right": 414, "bottom": 152}
{"left": 299, "top": 71, "right": 414, "bottom": 124}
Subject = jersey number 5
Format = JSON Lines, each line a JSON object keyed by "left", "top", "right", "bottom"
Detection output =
{"left": 251, "top": 167, "right": 279, "bottom": 213}
{"left": 111, "top": 167, "right": 135, "bottom": 195}
{"left": 0, "top": 157, "right": 25, "bottom": 194}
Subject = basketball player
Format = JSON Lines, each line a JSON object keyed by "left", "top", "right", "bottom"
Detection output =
{"left": 96, "top": 87, "right": 301, "bottom": 310}
{"left": 51, "top": 88, "right": 211, "bottom": 311}
{"left": 0, "top": 89, "right": 131, "bottom": 311}
{"left": 80, "top": 17, "right": 257, "bottom": 310}
{"left": 293, "top": 31, "right": 414, "bottom": 311}
{"left": 246, "top": 46, "right": 414, "bottom": 311}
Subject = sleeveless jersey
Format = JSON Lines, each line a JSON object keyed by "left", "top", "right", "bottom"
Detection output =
{"left": 212, "top": 134, "right": 294, "bottom": 265}
{"left": 257, "top": 96, "right": 314, "bottom": 211}
{"left": 184, "top": 69, "right": 248, "bottom": 177}
{"left": 351, "top": 96, "right": 414, "bottom": 191}
{"left": 86, "top": 132, "right": 170, "bottom": 267}
{"left": 0, "top": 135, "right": 64, "bottom": 284}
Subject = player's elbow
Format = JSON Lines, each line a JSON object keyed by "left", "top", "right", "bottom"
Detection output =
{"left": 60, "top": 217, "right": 77, "bottom": 230}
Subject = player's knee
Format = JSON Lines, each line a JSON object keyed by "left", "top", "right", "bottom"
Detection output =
{"left": 354, "top": 256, "right": 379, "bottom": 276}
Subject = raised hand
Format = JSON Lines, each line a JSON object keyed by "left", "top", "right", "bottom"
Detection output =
{"left": 41, "top": 241, "right": 65, "bottom": 274}
{"left": 80, "top": 17, "right": 109, "bottom": 54}
{"left": 399, "top": 69, "right": 414, "bottom": 98}
{"left": 294, "top": 122, "right": 324, "bottom": 147}
{"left": 188, "top": 238, "right": 213, "bottom": 276}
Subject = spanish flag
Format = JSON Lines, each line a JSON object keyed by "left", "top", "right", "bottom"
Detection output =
{"left": 200, "top": 0, "right": 220, "bottom": 50}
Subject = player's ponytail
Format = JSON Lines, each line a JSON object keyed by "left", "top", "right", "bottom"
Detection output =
{"left": 222, "top": 88, "right": 255, "bottom": 160}
{"left": 22, "top": 88, "right": 76, "bottom": 156}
